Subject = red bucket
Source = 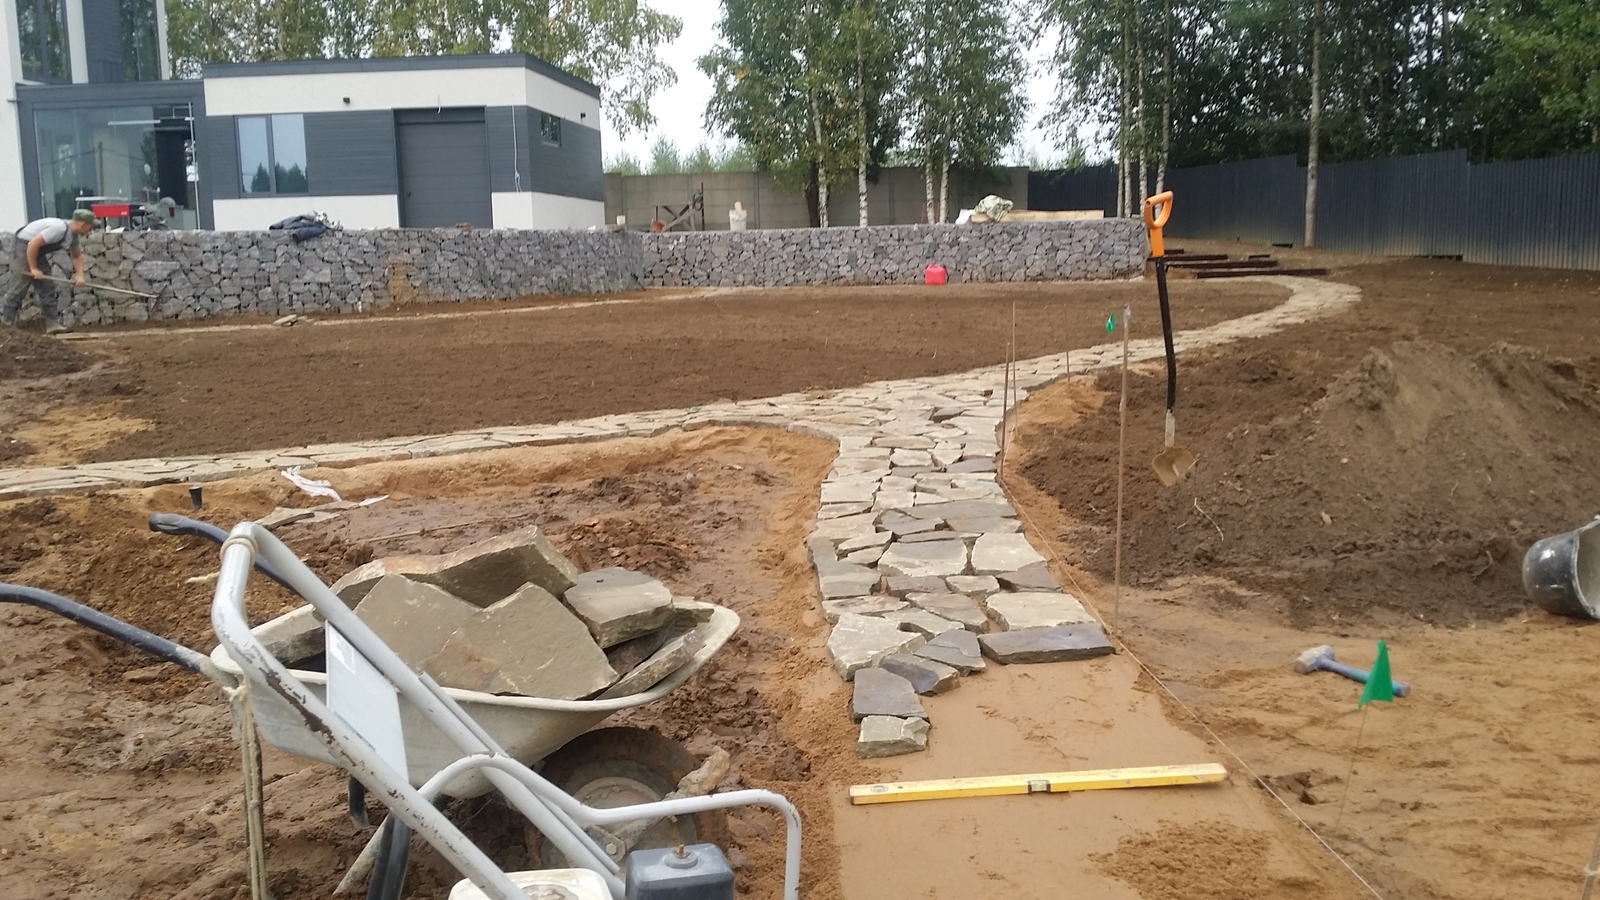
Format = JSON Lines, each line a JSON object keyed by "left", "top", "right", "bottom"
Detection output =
{"left": 924, "top": 264, "right": 947, "bottom": 286}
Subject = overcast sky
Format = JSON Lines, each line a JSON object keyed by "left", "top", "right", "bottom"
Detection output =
{"left": 599, "top": 1, "right": 1074, "bottom": 167}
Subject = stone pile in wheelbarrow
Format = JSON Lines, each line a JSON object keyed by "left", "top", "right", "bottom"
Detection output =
{"left": 332, "top": 526, "right": 710, "bottom": 701}
{"left": 813, "top": 469, "right": 1115, "bottom": 759}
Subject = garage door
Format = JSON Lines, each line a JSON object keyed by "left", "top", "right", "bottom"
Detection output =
{"left": 395, "top": 108, "right": 493, "bottom": 229}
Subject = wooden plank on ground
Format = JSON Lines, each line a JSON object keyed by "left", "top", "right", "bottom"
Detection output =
{"left": 848, "top": 762, "right": 1229, "bottom": 805}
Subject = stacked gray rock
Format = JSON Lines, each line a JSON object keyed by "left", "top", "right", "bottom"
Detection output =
{"left": 53, "top": 228, "right": 645, "bottom": 326}
{"left": 640, "top": 220, "right": 1145, "bottom": 288}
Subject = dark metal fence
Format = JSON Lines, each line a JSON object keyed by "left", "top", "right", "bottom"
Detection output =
{"left": 1031, "top": 150, "right": 1600, "bottom": 271}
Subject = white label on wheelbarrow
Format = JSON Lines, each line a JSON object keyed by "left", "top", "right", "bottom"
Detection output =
{"left": 327, "top": 626, "right": 408, "bottom": 776}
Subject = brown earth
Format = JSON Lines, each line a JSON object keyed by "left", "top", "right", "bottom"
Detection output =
{"left": 1021, "top": 257, "right": 1600, "bottom": 628}
{"left": 0, "top": 280, "right": 1282, "bottom": 464}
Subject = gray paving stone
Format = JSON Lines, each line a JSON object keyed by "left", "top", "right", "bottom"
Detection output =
{"left": 331, "top": 526, "right": 580, "bottom": 608}
{"left": 946, "top": 516, "right": 1022, "bottom": 535}
{"left": 857, "top": 715, "right": 930, "bottom": 758}
{"left": 881, "top": 608, "right": 964, "bottom": 639}
{"left": 984, "top": 592, "right": 1097, "bottom": 630}
{"left": 879, "top": 653, "right": 960, "bottom": 695}
{"left": 906, "top": 499, "right": 1016, "bottom": 521}
{"left": 907, "top": 592, "right": 989, "bottom": 632}
{"left": 897, "top": 529, "right": 977, "bottom": 544}
{"left": 946, "top": 457, "right": 997, "bottom": 474}
{"left": 813, "top": 512, "right": 880, "bottom": 540}
{"left": 818, "top": 501, "right": 873, "bottom": 519}
{"left": 873, "top": 435, "right": 935, "bottom": 450}
{"left": 931, "top": 407, "right": 964, "bottom": 422}
{"left": 423, "top": 584, "right": 617, "bottom": 699}
{"left": 946, "top": 575, "right": 1000, "bottom": 595}
{"left": 807, "top": 536, "right": 839, "bottom": 568}
{"left": 844, "top": 546, "right": 886, "bottom": 566}
{"left": 930, "top": 446, "right": 963, "bottom": 468}
{"left": 827, "top": 613, "right": 926, "bottom": 679}
{"left": 563, "top": 567, "right": 676, "bottom": 648}
{"left": 882, "top": 575, "right": 948, "bottom": 598}
{"left": 996, "top": 562, "right": 1063, "bottom": 592}
{"left": 852, "top": 667, "right": 928, "bottom": 721}
{"left": 353, "top": 575, "right": 480, "bottom": 669}
{"left": 970, "top": 533, "right": 1046, "bottom": 575}
{"left": 915, "top": 629, "right": 985, "bottom": 674}
{"left": 881, "top": 516, "right": 941, "bottom": 537}
{"left": 890, "top": 449, "right": 933, "bottom": 467}
{"left": 819, "top": 563, "right": 882, "bottom": 599}
{"left": 599, "top": 629, "right": 703, "bottom": 699}
{"left": 821, "top": 596, "right": 909, "bottom": 624}
{"left": 878, "top": 540, "right": 969, "bottom": 578}
{"left": 978, "top": 624, "right": 1114, "bottom": 664}
{"left": 838, "top": 530, "right": 893, "bottom": 553}
{"left": 821, "top": 481, "right": 878, "bottom": 504}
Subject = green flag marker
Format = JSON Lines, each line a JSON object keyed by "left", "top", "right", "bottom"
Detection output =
{"left": 1358, "top": 641, "right": 1395, "bottom": 707}
{"left": 1106, "top": 313, "right": 1116, "bottom": 333}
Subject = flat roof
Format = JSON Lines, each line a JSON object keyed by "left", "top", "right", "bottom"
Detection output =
{"left": 201, "top": 53, "right": 601, "bottom": 99}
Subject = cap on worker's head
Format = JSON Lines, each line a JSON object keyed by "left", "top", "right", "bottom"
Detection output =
{"left": 70, "top": 209, "right": 99, "bottom": 226}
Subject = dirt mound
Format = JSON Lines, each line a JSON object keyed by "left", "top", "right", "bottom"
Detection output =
{"left": 1024, "top": 340, "right": 1600, "bottom": 627}
{"left": 0, "top": 328, "right": 88, "bottom": 380}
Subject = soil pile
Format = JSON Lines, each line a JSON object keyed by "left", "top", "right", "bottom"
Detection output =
{"left": 1025, "top": 340, "right": 1600, "bottom": 626}
{"left": 0, "top": 328, "right": 88, "bottom": 380}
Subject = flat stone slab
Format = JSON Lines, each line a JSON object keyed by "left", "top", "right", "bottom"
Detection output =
{"left": 563, "top": 567, "right": 675, "bottom": 648}
{"left": 915, "top": 629, "right": 985, "bottom": 674}
{"left": 944, "top": 517, "right": 1021, "bottom": 534}
{"left": 844, "top": 546, "right": 885, "bottom": 566}
{"left": 946, "top": 457, "right": 997, "bottom": 474}
{"left": 905, "top": 499, "right": 1016, "bottom": 521}
{"left": 881, "top": 516, "right": 941, "bottom": 537}
{"left": 828, "top": 613, "right": 926, "bottom": 680}
{"left": 353, "top": 574, "right": 480, "bottom": 669}
{"left": 882, "top": 575, "right": 947, "bottom": 597}
{"left": 821, "top": 595, "right": 908, "bottom": 624}
{"left": 979, "top": 624, "right": 1114, "bottom": 664}
{"left": 970, "top": 533, "right": 1046, "bottom": 575}
{"left": 332, "top": 526, "right": 581, "bottom": 608}
{"left": 879, "top": 652, "right": 960, "bottom": 695}
{"left": 874, "top": 435, "right": 936, "bottom": 449}
{"left": 985, "top": 592, "right": 1097, "bottom": 630}
{"left": 821, "top": 481, "right": 877, "bottom": 504}
{"left": 600, "top": 629, "right": 703, "bottom": 699}
{"left": 839, "top": 530, "right": 893, "bottom": 553}
{"left": 945, "top": 575, "right": 1000, "bottom": 595}
{"left": 997, "top": 562, "right": 1063, "bottom": 592}
{"left": 878, "top": 541, "right": 969, "bottom": 578}
{"left": 898, "top": 530, "right": 977, "bottom": 544}
{"left": 852, "top": 667, "right": 928, "bottom": 721}
{"left": 819, "top": 563, "right": 881, "bottom": 599}
{"left": 882, "top": 608, "right": 964, "bottom": 639}
{"left": 857, "top": 715, "right": 930, "bottom": 759}
{"left": 890, "top": 449, "right": 933, "bottom": 467}
{"left": 424, "top": 583, "right": 617, "bottom": 699}
{"left": 906, "top": 592, "right": 988, "bottom": 632}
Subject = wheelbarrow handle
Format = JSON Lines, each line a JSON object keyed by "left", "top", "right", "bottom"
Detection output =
{"left": 0, "top": 582, "right": 211, "bottom": 673}
{"left": 147, "top": 513, "right": 299, "bottom": 596}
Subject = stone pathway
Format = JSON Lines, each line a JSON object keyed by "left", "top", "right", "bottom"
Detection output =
{"left": 0, "top": 276, "right": 1360, "bottom": 750}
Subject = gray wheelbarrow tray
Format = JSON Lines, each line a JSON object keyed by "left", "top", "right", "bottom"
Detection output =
{"left": 207, "top": 601, "right": 739, "bottom": 797}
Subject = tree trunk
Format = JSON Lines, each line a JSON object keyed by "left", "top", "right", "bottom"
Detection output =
{"left": 857, "top": 26, "right": 869, "bottom": 227}
{"left": 1304, "top": 0, "right": 1322, "bottom": 248}
{"left": 1135, "top": 13, "right": 1147, "bottom": 203}
{"left": 813, "top": 99, "right": 830, "bottom": 228}
{"left": 924, "top": 157, "right": 935, "bottom": 224}
{"left": 1157, "top": 0, "right": 1172, "bottom": 193}
{"left": 939, "top": 154, "right": 950, "bottom": 224}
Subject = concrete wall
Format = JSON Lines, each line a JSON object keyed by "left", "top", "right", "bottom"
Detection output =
{"left": 1, "top": 0, "right": 29, "bottom": 230}
{"left": 605, "top": 167, "right": 1031, "bottom": 230}
{"left": 39, "top": 228, "right": 642, "bottom": 325}
{"left": 640, "top": 219, "right": 1146, "bottom": 288}
{"left": 23, "top": 219, "right": 1139, "bottom": 326}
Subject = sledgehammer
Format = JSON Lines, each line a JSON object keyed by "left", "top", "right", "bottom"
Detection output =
{"left": 1293, "top": 645, "right": 1410, "bottom": 697}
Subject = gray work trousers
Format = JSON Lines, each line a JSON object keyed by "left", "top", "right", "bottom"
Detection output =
{"left": 1, "top": 236, "right": 60, "bottom": 324}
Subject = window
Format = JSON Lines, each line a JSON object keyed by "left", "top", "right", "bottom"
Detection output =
{"left": 16, "top": 0, "right": 71, "bottom": 82}
{"left": 120, "top": 0, "right": 161, "bottom": 82}
{"left": 540, "top": 112, "right": 561, "bottom": 146}
{"left": 238, "top": 114, "right": 309, "bottom": 195}
{"left": 35, "top": 104, "right": 199, "bottom": 228}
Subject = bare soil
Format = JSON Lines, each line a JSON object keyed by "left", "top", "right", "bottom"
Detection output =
{"left": 1, "top": 280, "right": 1281, "bottom": 465}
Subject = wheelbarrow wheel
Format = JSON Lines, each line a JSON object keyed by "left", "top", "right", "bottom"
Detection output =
{"left": 530, "top": 726, "right": 731, "bottom": 869}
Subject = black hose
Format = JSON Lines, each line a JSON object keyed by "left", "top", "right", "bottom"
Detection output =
{"left": 0, "top": 583, "right": 210, "bottom": 672}
{"left": 146, "top": 513, "right": 299, "bottom": 595}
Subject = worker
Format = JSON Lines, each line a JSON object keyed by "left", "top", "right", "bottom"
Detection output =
{"left": 2, "top": 209, "right": 97, "bottom": 334}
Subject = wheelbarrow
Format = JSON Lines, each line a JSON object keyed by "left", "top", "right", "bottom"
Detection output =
{"left": 1, "top": 515, "right": 801, "bottom": 900}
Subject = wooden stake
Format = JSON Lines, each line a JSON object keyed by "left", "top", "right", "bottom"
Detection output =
{"left": 849, "top": 763, "right": 1228, "bottom": 806}
{"left": 1113, "top": 305, "right": 1131, "bottom": 624}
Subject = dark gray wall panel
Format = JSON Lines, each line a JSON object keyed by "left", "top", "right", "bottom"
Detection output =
{"left": 305, "top": 111, "right": 398, "bottom": 196}
{"left": 525, "top": 114, "right": 603, "bottom": 201}
{"left": 486, "top": 106, "right": 532, "bottom": 194}
{"left": 81, "top": 0, "right": 124, "bottom": 82}
{"left": 204, "top": 114, "right": 240, "bottom": 201}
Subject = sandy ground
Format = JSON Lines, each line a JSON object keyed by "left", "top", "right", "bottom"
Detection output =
{"left": 5, "top": 254, "right": 1600, "bottom": 898}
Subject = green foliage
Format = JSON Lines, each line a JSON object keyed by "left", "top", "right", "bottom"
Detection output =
{"left": 648, "top": 136, "right": 684, "bottom": 174}
{"left": 905, "top": 0, "right": 1030, "bottom": 172}
{"left": 164, "top": 0, "right": 681, "bottom": 134}
{"left": 605, "top": 151, "right": 643, "bottom": 175}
